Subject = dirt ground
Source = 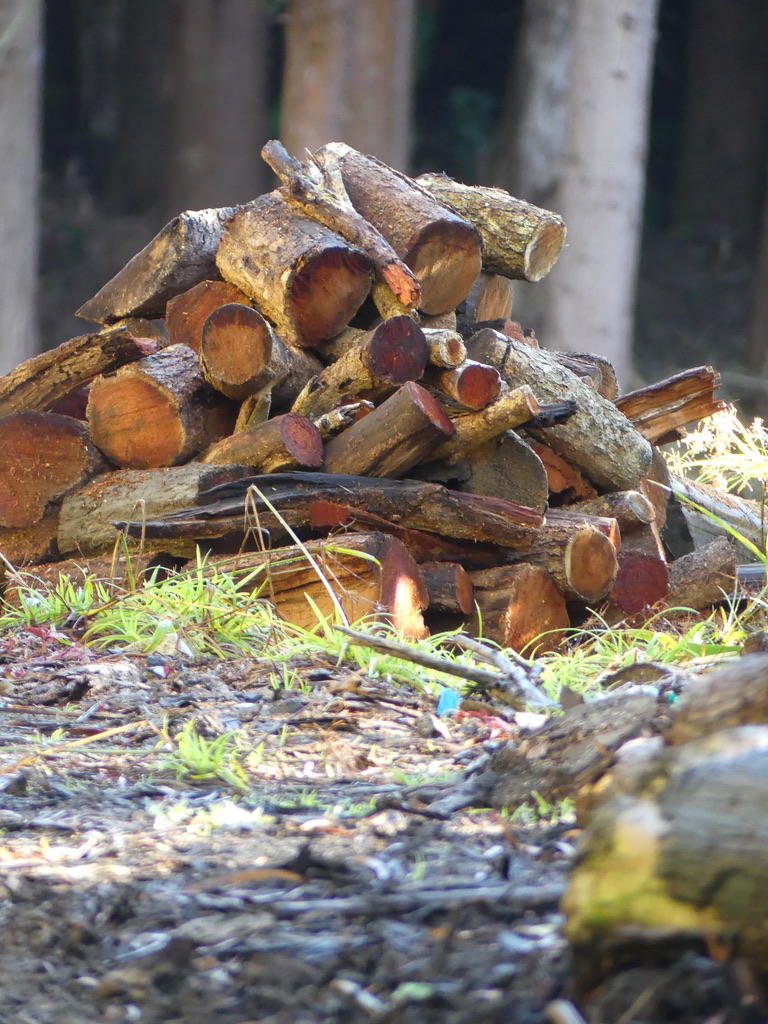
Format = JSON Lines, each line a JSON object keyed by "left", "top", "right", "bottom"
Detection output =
{"left": 0, "top": 623, "right": 758, "bottom": 1024}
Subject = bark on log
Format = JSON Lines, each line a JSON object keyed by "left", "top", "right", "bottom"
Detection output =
{"left": 86, "top": 344, "right": 236, "bottom": 469}
{"left": 0, "top": 412, "right": 109, "bottom": 528}
{"left": 429, "top": 386, "right": 540, "bottom": 464}
{"left": 666, "top": 536, "right": 736, "bottom": 611}
{"left": 76, "top": 207, "right": 236, "bottom": 323}
{"left": 165, "top": 279, "right": 253, "bottom": 352}
{"left": 615, "top": 365, "right": 725, "bottom": 443}
{"left": 323, "top": 382, "right": 455, "bottom": 477}
{"left": 212, "top": 531, "right": 429, "bottom": 638}
{"left": 317, "top": 143, "right": 482, "bottom": 316}
{"left": 262, "top": 139, "right": 422, "bottom": 311}
{"left": 215, "top": 192, "right": 374, "bottom": 347}
{"left": 467, "top": 329, "right": 653, "bottom": 490}
{"left": 0, "top": 508, "right": 60, "bottom": 570}
{"left": 505, "top": 519, "right": 619, "bottom": 603}
{"left": 424, "top": 359, "right": 502, "bottom": 410}
{"left": 116, "top": 471, "right": 544, "bottom": 549}
{"left": 670, "top": 472, "right": 766, "bottom": 556}
{"left": 551, "top": 351, "right": 619, "bottom": 402}
{"left": 199, "top": 302, "right": 322, "bottom": 405}
{"left": 291, "top": 316, "right": 428, "bottom": 419}
{"left": 566, "top": 490, "right": 655, "bottom": 533}
{"left": 57, "top": 463, "right": 252, "bottom": 557}
{"left": 417, "top": 173, "right": 567, "bottom": 282}
{"left": 420, "top": 561, "right": 474, "bottom": 615}
{"left": 467, "top": 563, "right": 569, "bottom": 654}
{"left": 544, "top": 507, "right": 622, "bottom": 552}
{"left": 200, "top": 412, "right": 324, "bottom": 473}
{"left": 0, "top": 325, "right": 161, "bottom": 417}
{"left": 457, "top": 431, "right": 549, "bottom": 514}
{"left": 668, "top": 653, "right": 768, "bottom": 747}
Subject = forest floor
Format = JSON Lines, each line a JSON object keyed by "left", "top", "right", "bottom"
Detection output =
{"left": 0, "top": 623, "right": 756, "bottom": 1024}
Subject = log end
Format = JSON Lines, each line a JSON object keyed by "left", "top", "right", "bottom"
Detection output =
{"left": 565, "top": 527, "right": 619, "bottom": 603}
{"left": 290, "top": 247, "right": 373, "bottom": 345}
{"left": 408, "top": 222, "right": 482, "bottom": 316}
{"left": 524, "top": 216, "right": 567, "bottom": 282}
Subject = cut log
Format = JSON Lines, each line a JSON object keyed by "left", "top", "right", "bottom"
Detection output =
{"left": 317, "top": 142, "right": 482, "bottom": 316}
{"left": 291, "top": 316, "right": 428, "bottom": 419}
{"left": 467, "top": 329, "right": 653, "bottom": 491}
{"left": 424, "top": 359, "right": 502, "bottom": 410}
{"left": 467, "top": 563, "right": 569, "bottom": 654}
{"left": 419, "top": 310, "right": 458, "bottom": 332}
{"left": 421, "top": 328, "right": 466, "bottom": 369}
{"left": 215, "top": 192, "right": 374, "bottom": 347}
{"left": 666, "top": 536, "right": 736, "bottom": 611}
{"left": 57, "top": 463, "right": 252, "bottom": 558}
{"left": 615, "top": 365, "right": 725, "bottom": 443}
{"left": 0, "top": 412, "right": 109, "bottom": 528}
{"left": 604, "top": 550, "right": 669, "bottom": 618}
{"left": 76, "top": 207, "right": 236, "bottom": 323}
{"left": 457, "top": 431, "right": 549, "bottom": 514}
{"left": 429, "top": 385, "right": 540, "bottom": 464}
{"left": 262, "top": 139, "right": 421, "bottom": 312}
{"left": 0, "top": 325, "right": 161, "bottom": 418}
{"left": 505, "top": 519, "right": 619, "bottom": 603}
{"left": 199, "top": 302, "right": 322, "bottom": 405}
{"left": 0, "top": 508, "right": 60, "bottom": 570}
{"left": 566, "top": 490, "right": 655, "bottom": 533}
{"left": 323, "top": 382, "right": 455, "bottom": 477}
{"left": 420, "top": 561, "right": 474, "bottom": 615}
{"left": 670, "top": 472, "right": 766, "bottom": 557}
{"left": 115, "top": 471, "right": 544, "bottom": 550}
{"left": 544, "top": 507, "right": 622, "bottom": 553}
{"left": 86, "top": 344, "right": 236, "bottom": 469}
{"left": 200, "top": 412, "right": 324, "bottom": 473}
{"left": 165, "top": 279, "right": 253, "bottom": 352}
{"left": 417, "top": 173, "right": 566, "bottom": 282}
{"left": 550, "top": 351, "right": 619, "bottom": 402}
{"left": 212, "top": 531, "right": 429, "bottom": 638}
{"left": 527, "top": 438, "right": 598, "bottom": 502}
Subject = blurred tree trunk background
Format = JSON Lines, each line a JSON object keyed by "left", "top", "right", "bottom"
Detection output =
{"left": 0, "top": 0, "right": 42, "bottom": 374}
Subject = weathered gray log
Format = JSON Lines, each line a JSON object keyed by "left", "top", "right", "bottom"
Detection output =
{"left": 457, "top": 430, "right": 549, "bottom": 514}
{"left": 76, "top": 207, "right": 236, "bottom": 323}
{"left": 666, "top": 536, "right": 737, "bottom": 611}
{"left": 670, "top": 472, "right": 766, "bottom": 558}
{"left": 466, "top": 329, "right": 653, "bottom": 490}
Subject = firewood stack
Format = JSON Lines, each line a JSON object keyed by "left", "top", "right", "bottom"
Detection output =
{"left": 0, "top": 141, "right": 731, "bottom": 649}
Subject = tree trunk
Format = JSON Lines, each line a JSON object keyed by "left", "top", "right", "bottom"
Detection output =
{"left": 280, "top": 0, "right": 415, "bottom": 171}
{"left": 166, "top": 0, "right": 269, "bottom": 213}
{"left": 0, "top": 0, "right": 42, "bottom": 373}
{"left": 543, "top": 0, "right": 659, "bottom": 388}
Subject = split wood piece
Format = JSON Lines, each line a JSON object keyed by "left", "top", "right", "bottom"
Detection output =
{"left": 468, "top": 329, "right": 653, "bottom": 490}
{"left": 215, "top": 192, "right": 373, "bottom": 347}
{"left": 430, "top": 385, "right": 540, "bottom": 464}
{"left": 117, "top": 471, "right": 544, "bottom": 549}
{"left": 602, "top": 550, "right": 669, "bottom": 620}
{"left": 544, "top": 508, "right": 622, "bottom": 553}
{"left": 291, "top": 316, "right": 428, "bottom": 419}
{"left": 457, "top": 431, "right": 549, "bottom": 514}
{"left": 550, "top": 351, "right": 619, "bottom": 402}
{"left": 417, "top": 173, "right": 566, "bottom": 282}
{"left": 566, "top": 490, "right": 655, "bottom": 534}
{"left": 0, "top": 412, "right": 109, "bottom": 529}
{"left": 641, "top": 447, "right": 672, "bottom": 535}
{"left": 324, "top": 382, "right": 455, "bottom": 478}
{"left": 165, "top": 280, "right": 253, "bottom": 352}
{"left": 57, "top": 463, "right": 252, "bottom": 558}
{"left": 420, "top": 561, "right": 474, "bottom": 616}
{"left": 562, "top": 719, "right": 768, "bottom": 964}
{"left": 262, "top": 139, "right": 421, "bottom": 311}
{"left": 211, "top": 531, "right": 429, "bottom": 639}
{"left": 86, "top": 344, "right": 236, "bottom": 469}
{"left": 422, "top": 329, "right": 466, "bottom": 369}
{"left": 615, "top": 365, "right": 724, "bottom": 443}
{"left": 466, "top": 563, "right": 569, "bottom": 655}
{"left": 0, "top": 325, "right": 161, "bottom": 418}
{"left": 505, "top": 520, "right": 619, "bottom": 604}
{"left": 424, "top": 359, "right": 501, "bottom": 411}
{"left": 199, "top": 302, "right": 322, "bottom": 405}
{"left": 200, "top": 412, "right": 324, "bottom": 473}
{"left": 475, "top": 273, "right": 515, "bottom": 322}
{"left": 0, "top": 508, "right": 60, "bottom": 572}
{"left": 2, "top": 550, "right": 185, "bottom": 608}
{"left": 666, "top": 536, "right": 736, "bottom": 612}
{"left": 527, "top": 438, "right": 598, "bottom": 502}
{"left": 670, "top": 472, "right": 766, "bottom": 556}
{"left": 616, "top": 522, "right": 666, "bottom": 559}
{"left": 317, "top": 142, "right": 482, "bottom": 316}
{"left": 491, "top": 690, "right": 659, "bottom": 811}
{"left": 76, "top": 207, "right": 236, "bottom": 323}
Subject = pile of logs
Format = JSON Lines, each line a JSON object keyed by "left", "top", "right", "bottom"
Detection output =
{"left": 0, "top": 140, "right": 739, "bottom": 649}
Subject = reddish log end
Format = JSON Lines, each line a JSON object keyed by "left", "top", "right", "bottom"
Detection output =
{"left": 166, "top": 280, "right": 253, "bottom": 352}
{"left": 366, "top": 315, "right": 429, "bottom": 383}
{"left": 279, "top": 412, "right": 325, "bottom": 467}
{"left": 610, "top": 551, "right": 670, "bottom": 615}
